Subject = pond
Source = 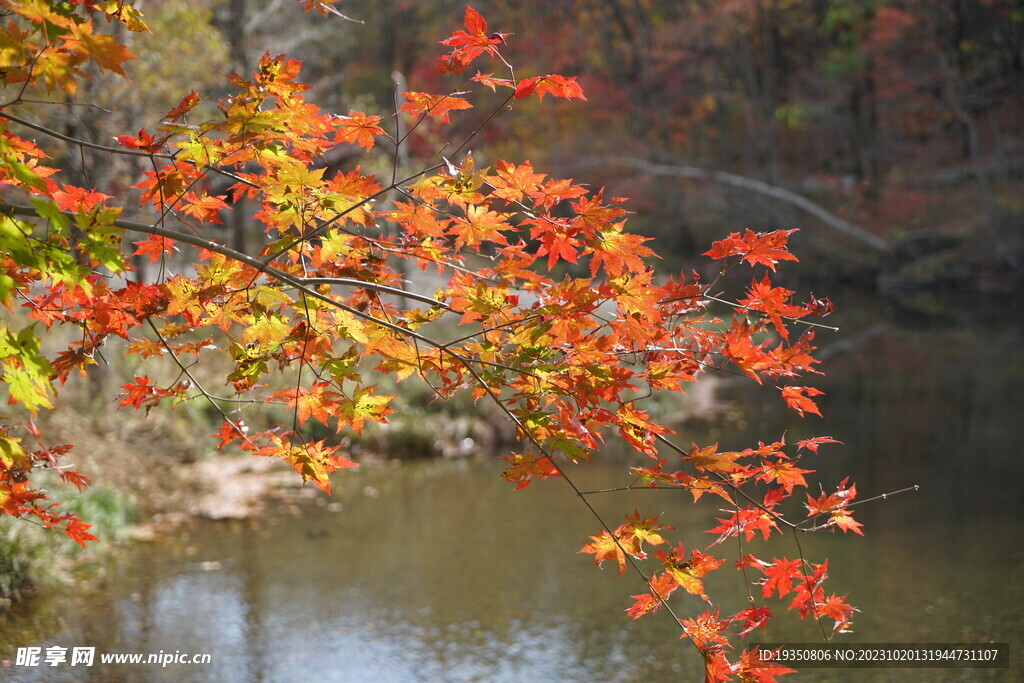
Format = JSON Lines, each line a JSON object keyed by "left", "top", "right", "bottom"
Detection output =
{"left": 1, "top": 290, "right": 1021, "bottom": 682}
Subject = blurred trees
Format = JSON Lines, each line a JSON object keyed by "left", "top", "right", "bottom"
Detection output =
{"left": 45, "top": 0, "right": 1024, "bottom": 278}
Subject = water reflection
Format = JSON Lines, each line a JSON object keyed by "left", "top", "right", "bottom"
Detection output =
{"left": 1, "top": 292, "right": 1021, "bottom": 682}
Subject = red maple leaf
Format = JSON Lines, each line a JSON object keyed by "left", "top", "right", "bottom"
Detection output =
{"left": 626, "top": 571, "right": 678, "bottom": 619}
{"left": 756, "top": 460, "right": 813, "bottom": 494}
{"left": 738, "top": 276, "right": 805, "bottom": 340}
{"left": 780, "top": 385, "right": 824, "bottom": 417}
{"left": 52, "top": 184, "right": 111, "bottom": 212}
{"left": 704, "top": 229, "right": 799, "bottom": 271}
{"left": 805, "top": 477, "right": 858, "bottom": 519}
{"left": 115, "top": 128, "right": 166, "bottom": 153}
{"left": 514, "top": 74, "right": 587, "bottom": 102}
{"left": 64, "top": 518, "right": 99, "bottom": 547}
{"left": 758, "top": 557, "right": 804, "bottom": 599}
{"left": 440, "top": 6, "right": 507, "bottom": 63}
{"left": 795, "top": 435, "right": 841, "bottom": 453}
{"left": 165, "top": 91, "right": 200, "bottom": 122}
{"left": 737, "top": 648, "right": 798, "bottom": 681}
{"left": 132, "top": 236, "right": 178, "bottom": 264}
{"left": 729, "top": 605, "right": 773, "bottom": 637}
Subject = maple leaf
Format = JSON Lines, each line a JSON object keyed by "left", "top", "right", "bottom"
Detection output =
{"left": 707, "top": 507, "right": 779, "bottom": 545}
{"left": 805, "top": 477, "right": 857, "bottom": 519}
{"left": 213, "top": 421, "right": 245, "bottom": 449}
{"left": 723, "top": 319, "right": 776, "bottom": 383}
{"left": 440, "top": 5, "right": 507, "bottom": 63}
{"left": 795, "top": 435, "right": 841, "bottom": 453}
{"left": 65, "top": 19, "right": 137, "bottom": 77}
{"left": 737, "top": 648, "right": 798, "bottom": 681}
{"left": 118, "top": 375, "right": 158, "bottom": 411}
{"left": 52, "top": 185, "right": 111, "bottom": 213}
{"left": 400, "top": 91, "right": 473, "bottom": 124}
{"left": 685, "top": 442, "right": 743, "bottom": 474}
{"left": 165, "top": 91, "right": 200, "bottom": 122}
{"left": 621, "top": 509, "right": 672, "bottom": 554}
{"left": 780, "top": 385, "right": 823, "bottom": 417}
{"left": 471, "top": 71, "right": 514, "bottom": 91}
{"left": 756, "top": 460, "right": 813, "bottom": 494}
{"left": 681, "top": 609, "right": 729, "bottom": 649}
{"left": 501, "top": 452, "right": 561, "bottom": 489}
{"left": 515, "top": 74, "right": 587, "bottom": 102}
{"left": 450, "top": 205, "right": 510, "bottom": 249}
{"left": 588, "top": 225, "right": 654, "bottom": 277}
{"left": 738, "top": 276, "right": 805, "bottom": 340}
{"left": 626, "top": 572, "right": 678, "bottom": 620}
{"left": 255, "top": 437, "right": 356, "bottom": 494}
{"left": 132, "top": 236, "right": 177, "bottom": 264}
{"left": 758, "top": 557, "right": 804, "bottom": 599}
{"left": 334, "top": 110, "right": 384, "bottom": 151}
{"left": 64, "top": 518, "right": 99, "bottom": 547}
{"left": 614, "top": 403, "right": 671, "bottom": 456}
{"left": 579, "top": 528, "right": 627, "bottom": 575}
{"left": 829, "top": 508, "right": 864, "bottom": 535}
{"left": 704, "top": 229, "right": 799, "bottom": 271}
{"left": 489, "top": 160, "right": 545, "bottom": 203}
{"left": 659, "top": 544, "right": 724, "bottom": 598}
{"left": 338, "top": 385, "right": 395, "bottom": 435}
{"left": 59, "top": 468, "right": 90, "bottom": 492}
{"left": 789, "top": 561, "right": 829, "bottom": 617}
{"left": 297, "top": 0, "right": 352, "bottom": 18}
{"left": 730, "top": 605, "right": 773, "bottom": 637}
{"left": 816, "top": 593, "right": 857, "bottom": 633}
{"left": 804, "top": 292, "right": 834, "bottom": 317}
{"left": 115, "top": 128, "right": 166, "bottom": 153}
{"left": 532, "top": 224, "right": 580, "bottom": 268}
{"left": 434, "top": 53, "right": 472, "bottom": 74}
{"left": 275, "top": 381, "right": 341, "bottom": 426}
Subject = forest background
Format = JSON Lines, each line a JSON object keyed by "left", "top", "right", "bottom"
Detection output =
{"left": 49, "top": 0, "right": 1024, "bottom": 289}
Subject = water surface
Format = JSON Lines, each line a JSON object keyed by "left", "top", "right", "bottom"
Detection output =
{"left": 1, "top": 291, "right": 1021, "bottom": 681}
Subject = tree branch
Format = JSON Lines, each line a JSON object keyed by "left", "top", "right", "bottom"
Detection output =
{"left": 585, "top": 156, "right": 890, "bottom": 253}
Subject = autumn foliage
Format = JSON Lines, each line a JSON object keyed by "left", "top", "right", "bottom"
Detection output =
{"left": 0, "top": 3, "right": 864, "bottom": 679}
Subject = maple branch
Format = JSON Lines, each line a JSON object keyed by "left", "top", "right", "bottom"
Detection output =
{"left": 299, "top": 278, "right": 452, "bottom": 311}
{"left": 454, "top": 357, "right": 693, "bottom": 643}
{"left": 586, "top": 156, "right": 890, "bottom": 252}
{"left": 146, "top": 319, "right": 260, "bottom": 451}
{"left": 789, "top": 527, "right": 832, "bottom": 642}
{"left": 846, "top": 484, "right": 920, "bottom": 508}
{"left": 797, "top": 484, "right": 920, "bottom": 531}
{"left": 652, "top": 433, "right": 801, "bottom": 530}
{"left": 0, "top": 111, "right": 260, "bottom": 191}
{"left": 577, "top": 484, "right": 672, "bottom": 494}
{"left": 702, "top": 293, "right": 839, "bottom": 333}
{"left": 0, "top": 111, "right": 173, "bottom": 158}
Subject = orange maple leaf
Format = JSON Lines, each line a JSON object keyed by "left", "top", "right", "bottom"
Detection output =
{"left": 580, "top": 528, "right": 627, "bottom": 575}
{"left": 684, "top": 442, "right": 744, "bottom": 474}
{"left": 400, "top": 91, "right": 473, "bottom": 124}
{"left": 334, "top": 110, "right": 384, "bottom": 151}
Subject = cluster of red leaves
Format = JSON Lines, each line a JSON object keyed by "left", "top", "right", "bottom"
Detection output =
{"left": 584, "top": 433, "right": 858, "bottom": 678}
{"left": 0, "top": 4, "right": 859, "bottom": 678}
